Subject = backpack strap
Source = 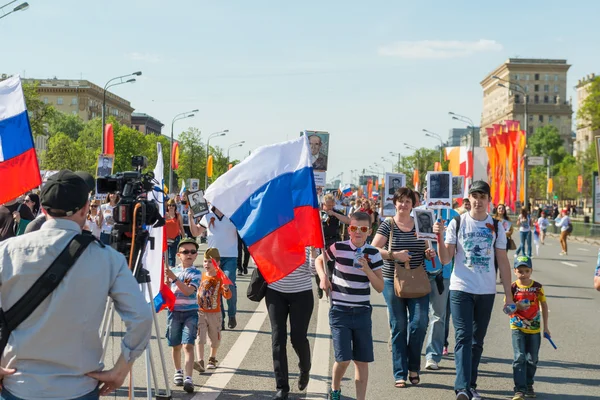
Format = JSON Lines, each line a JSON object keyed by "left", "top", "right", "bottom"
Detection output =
{"left": 493, "top": 217, "right": 499, "bottom": 249}
{"left": 453, "top": 214, "right": 461, "bottom": 237}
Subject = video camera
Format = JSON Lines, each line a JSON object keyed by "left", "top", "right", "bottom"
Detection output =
{"left": 96, "top": 156, "right": 165, "bottom": 279}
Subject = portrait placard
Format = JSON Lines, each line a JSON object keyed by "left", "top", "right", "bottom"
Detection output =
{"left": 426, "top": 172, "right": 452, "bottom": 209}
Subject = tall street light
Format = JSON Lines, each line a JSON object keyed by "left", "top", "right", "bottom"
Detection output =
{"left": 449, "top": 112, "right": 476, "bottom": 188}
{"left": 404, "top": 143, "right": 420, "bottom": 175}
{"left": 227, "top": 141, "right": 245, "bottom": 163}
{"left": 382, "top": 157, "right": 394, "bottom": 172}
{"left": 374, "top": 162, "right": 386, "bottom": 176}
{"left": 390, "top": 151, "right": 402, "bottom": 172}
{"left": 0, "top": 1, "right": 29, "bottom": 20}
{"left": 169, "top": 109, "right": 198, "bottom": 194}
{"left": 101, "top": 71, "right": 141, "bottom": 151}
{"left": 205, "top": 130, "right": 228, "bottom": 189}
{"left": 493, "top": 75, "right": 530, "bottom": 210}
{"left": 423, "top": 129, "right": 444, "bottom": 164}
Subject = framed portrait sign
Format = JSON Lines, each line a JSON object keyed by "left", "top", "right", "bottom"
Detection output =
{"left": 383, "top": 173, "right": 406, "bottom": 217}
{"left": 303, "top": 130, "right": 330, "bottom": 171}
{"left": 414, "top": 208, "right": 437, "bottom": 241}
{"left": 189, "top": 179, "right": 200, "bottom": 192}
{"left": 96, "top": 154, "right": 114, "bottom": 178}
{"left": 426, "top": 171, "right": 452, "bottom": 209}
{"left": 188, "top": 190, "right": 209, "bottom": 218}
{"left": 452, "top": 175, "right": 465, "bottom": 199}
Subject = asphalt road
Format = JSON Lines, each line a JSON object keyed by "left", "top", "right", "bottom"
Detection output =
{"left": 104, "top": 234, "right": 600, "bottom": 399}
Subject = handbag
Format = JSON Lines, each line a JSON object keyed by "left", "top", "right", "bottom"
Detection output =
{"left": 386, "top": 218, "right": 431, "bottom": 299}
{"left": 247, "top": 267, "right": 268, "bottom": 302}
{"left": 0, "top": 234, "right": 95, "bottom": 357}
{"left": 507, "top": 237, "right": 517, "bottom": 250}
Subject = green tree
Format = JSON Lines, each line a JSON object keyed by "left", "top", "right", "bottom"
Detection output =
{"left": 22, "top": 81, "right": 57, "bottom": 137}
{"left": 41, "top": 133, "right": 88, "bottom": 171}
{"left": 49, "top": 112, "right": 85, "bottom": 140}
{"left": 554, "top": 155, "right": 579, "bottom": 201}
{"left": 396, "top": 148, "right": 439, "bottom": 189}
{"left": 577, "top": 76, "right": 600, "bottom": 131}
{"left": 177, "top": 128, "right": 206, "bottom": 187}
{"left": 528, "top": 125, "right": 567, "bottom": 170}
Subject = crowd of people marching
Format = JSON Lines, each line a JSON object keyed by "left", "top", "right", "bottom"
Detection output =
{"left": 1, "top": 172, "right": 599, "bottom": 400}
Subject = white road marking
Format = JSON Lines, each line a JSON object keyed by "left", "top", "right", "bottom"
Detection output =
{"left": 305, "top": 298, "right": 331, "bottom": 400}
{"left": 193, "top": 299, "right": 268, "bottom": 400}
{"left": 577, "top": 248, "right": 590, "bottom": 252}
{"left": 561, "top": 261, "right": 578, "bottom": 267}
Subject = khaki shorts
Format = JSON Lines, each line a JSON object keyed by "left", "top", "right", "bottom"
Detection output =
{"left": 197, "top": 311, "right": 222, "bottom": 348}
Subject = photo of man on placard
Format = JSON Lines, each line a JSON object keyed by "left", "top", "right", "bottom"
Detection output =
{"left": 414, "top": 208, "right": 437, "bottom": 240}
{"left": 452, "top": 176, "right": 464, "bottom": 198}
{"left": 96, "top": 155, "right": 114, "bottom": 178}
{"left": 188, "top": 190, "right": 209, "bottom": 217}
{"left": 429, "top": 173, "right": 450, "bottom": 200}
{"left": 307, "top": 132, "right": 329, "bottom": 171}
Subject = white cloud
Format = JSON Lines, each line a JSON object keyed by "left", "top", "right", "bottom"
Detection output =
{"left": 126, "top": 52, "right": 162, "bottom": 63}
{"left": 378, "top": 39, "right": 503, "bottom": 59}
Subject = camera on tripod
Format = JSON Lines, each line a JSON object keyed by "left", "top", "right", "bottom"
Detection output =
{"left": 96, "top": 156, "right": 165, "bottom": 275}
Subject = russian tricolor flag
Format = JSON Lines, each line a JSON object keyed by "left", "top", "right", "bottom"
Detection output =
{"left": 205, "top": 135, "right": 324, "bottom": 283}
{"left": 342, "top": 185, "right": 352, "bottom": 197}
{"left": 0, "top": 75, "right": 41, "bottom": 204}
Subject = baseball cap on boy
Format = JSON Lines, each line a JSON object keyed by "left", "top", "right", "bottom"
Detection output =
{"left": 41, "top": 170, "right": 90, "bottom": 217}
{"left": 514, "top": 255, "right": 533, "bottom": 269}
{"left": 468, "top": 180, "right": 491, "bottom": 196}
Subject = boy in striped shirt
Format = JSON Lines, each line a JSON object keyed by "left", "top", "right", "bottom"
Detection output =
{"left": 315, "top": 212, "right": 384, "bottom": 400}
{"left": 165, "top": 238, "right": 203, "bottom": 393}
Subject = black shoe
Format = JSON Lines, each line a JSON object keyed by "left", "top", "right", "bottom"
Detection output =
{"left": 317, "top": 288, "right": 323, "bottom": 299}
{"left": 222, "top": 320, "right": 226, "bottom": 330}
{"left": 237, "top": 269, "right": 243, "bottom": 276}
{"left": 228, "top": 316, "right": 237, "bottom": 329}
{"left": 243, "top": 266, "right": 248, "bottom": 275}
{"left": 298, "top": 370, "right": 310, "bottom": 391}
{"left": 273, "top": 390, "right": 289, "bottom": 400}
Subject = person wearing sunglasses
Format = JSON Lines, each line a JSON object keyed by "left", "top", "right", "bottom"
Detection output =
{"left": 84, "top": 200, "right": 103, "bottom": 239}
{"left": 315, "top": 212, "right": 384, "bottom": 400}
{"left": 166, "top": 199, "right": 186, "bottom": 268}
{"left": 24, "top": 193, "right": 41, "bottom": 217}
{"left": 164, "top": 238, "right": 203, "bottom": 393}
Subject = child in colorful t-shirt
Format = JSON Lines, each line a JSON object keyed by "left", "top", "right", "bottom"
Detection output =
{"left": 508, "top": 256, "right": 550, "bottom": 400}
{"left": 594, "top": 249, "right": 600, "bottom": 291}
{"left": 193, "top": 247, "right": 231, "bottom": 373}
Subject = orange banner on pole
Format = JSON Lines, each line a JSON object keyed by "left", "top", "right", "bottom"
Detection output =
{"left": 413, "top": 169, "right": 420, "bottom": 192}
{"left": 578, "top": 175, "right": 583, "bottom": 193}
{"left": 547, "top": 178, "right": 553, "bottom": 195}
{"left": 367, "top": 179, "right": 373, "bottom": 199}
{"left": 207, "top": 155, "right": 214, "bottom": 177}
{"left": 434, "top": 162, "right": 441, "bottom": 172}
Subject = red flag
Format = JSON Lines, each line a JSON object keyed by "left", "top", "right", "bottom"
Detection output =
{"left": 171, "top": 141, "right": 180, "bottom": 169}
{"left": 413, "top": 169, "right": 420, "bottom": 192}
{"left": 103, "top": 124, "right": 114, "bottom": 155}
{"left": 578, "top": 175, "right": 583, "bottom": 193}
{"left": 367, "top": 179, "right": 373, "bottom": 199}
{"left": 212, "top": 258, "right": 233, "bottom": 286}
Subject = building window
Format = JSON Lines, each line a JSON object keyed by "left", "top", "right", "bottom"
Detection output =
{"left": 535, "top": 73, "right": 540, "bottom": 80}
{"left": 554, "top": 85, "right": 559, "bottom": 93}
{"left": 554, "top": 95, "right": 558, "bottom": 104}
{"left": 525, "top": 74, "right": 530, "bottom": 81}
{"left": 57, "top": 97, "right": 63, "bottom": 105}
{"left": 554, "top": 74, "right": 558, "bottom": 81}
{"left": 515, "top": 94, "right": 521, "bottom": 104}
{"left": 92, "top": 112, "right": 97, "bottom": 118}
{"left": 529, "top": 114, "right": 533, "bottom": 122}
{"left": 534, "top": 95, "right": 539, "bottom": 104}
{"left": 544, "top": 95, "right": 549, "bottom": 103}
{"left": 43, "top": 97, "right": 48, "bottom": 104}
{"left": 549, "top": 115, "right": 554, "bottom": 123}
{"left": 539, "top": 115, "right": 544, "bottom": 123}
{"left": 71, "top": 97, "right": 78, "bottom": 105}
{"left": 72, "top": 111, "right": 78, "bottom": 116}
{"left": 534, "top": 84, "right": 539, "bottom": 92}
{"left": 524, "top": 85, "right": 529, "bottom": 92}
{"left": 545, "top": 74, "right": 549, "bottom": 81}
{"left": 514, "top": 74, "right": 520, "bottom": 81}
{"left": 544, "top": 84, "right": 549, "bottom": 92}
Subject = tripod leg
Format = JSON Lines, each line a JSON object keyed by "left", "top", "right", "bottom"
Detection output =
{"left": 99, "top": 297, "right": 112, "bottom": 337}
{"left": 146, "top": 281, "right": 172, "bottom": 398}
{"left": 100, "top": 299, "right": 114, "bottom": 363}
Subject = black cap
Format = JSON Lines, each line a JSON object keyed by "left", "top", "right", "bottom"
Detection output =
{"left": 468, "top": 180, "right": 491, "bottom": 196}
{"left": 41, "top": 170, "right": 90, "bottom": 217}
{"left": 74, "top": 171, "right": 95, "bottom": 192}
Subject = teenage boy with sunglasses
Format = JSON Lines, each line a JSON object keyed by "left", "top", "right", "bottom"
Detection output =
{"left": 315, "top": 212, "right": 384, "bottom": 400}
{"left": 165, "top": 238, "right": 203, "bottom": 393}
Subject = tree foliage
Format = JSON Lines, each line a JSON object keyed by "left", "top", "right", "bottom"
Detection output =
{"left": 528, "top": 125, "right": 567, "bottom": 167}
{"left": 577, "top": 76, "right": 600, "bottom": 131}
{"left": 22, "top": 81, "right": 56, "bottom": 137}
{"left": 395, "top": 148, "right": 440, "bottom": 190}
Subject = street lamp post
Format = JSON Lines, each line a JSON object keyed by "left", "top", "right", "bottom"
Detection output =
{"left": 169, "top": 109, "right": 198, "bottom": 194}
{"left": 205, "top": 130, "right": 228, "bottom": 189}
{"left": 423, "top": 129, "right": 444, "bottom": 164}
{"left": 227, "top": 141, "right": 245, "bottom": 164}
{"left": 0, "top": 1, "right": 29, "bottom": 20}
{"left": 390, "top": 152, "right": 401, "bottom": 172}
{"left": 449, "top": 112, "right": 476, "bottom": 186}
{"left": 404, "top": 143, "right": 420, "bottom": 177}
{"left": 382, "top": 157, "right": 394, "bottom": 172}
{"left": 494, "top": 76, "right": 530, "bottom": 210}
{"left": 101, "top": 71, "right": 141, "bottom": 151}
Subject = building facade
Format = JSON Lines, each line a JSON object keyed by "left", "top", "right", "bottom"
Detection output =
{"left": 574, "top": 73, "right": 597, "bottom": 157}
{"left": 480, "top": 58, "right": 573, "bottom": 152}
{"left": 456, "top": 127, "right": 481, "bottom": 147}
{"left": 131, "top": 112, "right": 164, "bottom": 135}
{"left": 448, "top": 128, "right": 467, "bottom": 146}
{"left": 19, "top": 76, "right": 134, "bottom": 126}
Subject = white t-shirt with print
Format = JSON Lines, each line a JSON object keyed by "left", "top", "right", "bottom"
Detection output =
{"left": 445, "top": 212, "right": 507, "bottom": 295}
{"left": 100, "top": 204, "right": 116, "bottom": 234}
{"left": 200, "top": 213, "right": 239, "bottom": 257}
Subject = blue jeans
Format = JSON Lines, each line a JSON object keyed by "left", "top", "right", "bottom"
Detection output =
{"left": 220, "top": 257, "right": 238, "bottom": 319}
{"left": 425, "top": 276, "right": 450, "bottom": 363}
{"left": 166, "top": 310, "right": 198, "bottom": 346}
{"left": 329, "top": 305, "right": 374, "bottom": 362}
{"left": 1, "top": 387, "right": 99, "bottom": 400}
{"left": 167, "top": 236, "right": 181, "bottom": 267}
{"left": 512, "top": 330, "right": 541, "bottom": 392}
{"left": 382, "top": 279, "right": 429, "bottom": 381}
{"left": 450, "top": 290, "right": 495, "bottom": 392}
{"left": 516, "top": 231, "right": 532, "bottom": 257}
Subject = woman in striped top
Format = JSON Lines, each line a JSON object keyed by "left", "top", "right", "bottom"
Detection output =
{"left": 371, "top": 187, "right": 435, "bottom": 388}
{"left": 265, "top": 247, "right": 316, "bottom": 400}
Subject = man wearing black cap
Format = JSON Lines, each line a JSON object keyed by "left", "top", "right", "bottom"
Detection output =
{"left": 434, "top": 180, "right": 515, "bottom": 400}
{"left": 0, "top": 170, "right": 152, "bottom": 399}
{"left": 24, "top": 171, "right": 95, "bottom": 234}
{"left": 0, "top": 196, "right": 35, "bottom": 242}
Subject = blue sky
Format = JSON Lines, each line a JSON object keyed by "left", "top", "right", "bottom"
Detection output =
{"left": 3, "top": 0, "right": 599, "bottom": 184}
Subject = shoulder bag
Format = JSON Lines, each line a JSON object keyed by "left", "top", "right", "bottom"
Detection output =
{"left": 0, "top": 234, "right": 96, "bottom": 358}
{"left": 387, "top": 218, "right": 431, "bottom": 298}
{"left": 247, "top": 267, "right": 268, "bottom": 302}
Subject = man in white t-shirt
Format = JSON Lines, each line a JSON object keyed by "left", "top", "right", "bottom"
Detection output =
{"left": 188, "top": 207, "right": 239, "bottom": 329}
{"left": 434, "top": 180, "right": 515, "bottom": 400}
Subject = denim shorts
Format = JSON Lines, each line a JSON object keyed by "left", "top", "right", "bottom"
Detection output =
{"left": 166, "top": 310, "right": 198, "bottom": 346}
{"left": 329, "top": 305, "right": 374, "bottom": 362}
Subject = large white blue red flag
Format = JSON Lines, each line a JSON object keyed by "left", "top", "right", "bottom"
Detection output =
{"left": 0, "top": 75, "right": 41, "bottom": 204}
{"left": 205, "top": 135, "right": 324, "bottom": 283}
{"left": 144, "top": 142, "right": 175, "bottom": 312}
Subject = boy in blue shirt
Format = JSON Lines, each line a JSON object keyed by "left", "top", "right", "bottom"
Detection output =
{"left": 166, "top": 238, "right": 203, "bottom": 393}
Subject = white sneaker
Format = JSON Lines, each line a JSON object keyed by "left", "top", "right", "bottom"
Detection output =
{"left": 470, "top": 388, "right": 483, "bottom": 399}
{"left": 425, "top": 359, "right": 439, "bottom": 370}
{"left": 456, "top": 391, "right": 470, "bottom": 400}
